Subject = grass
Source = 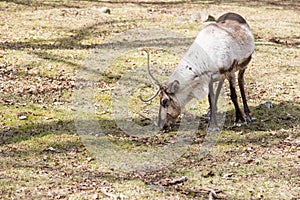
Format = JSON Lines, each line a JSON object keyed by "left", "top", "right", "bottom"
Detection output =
{"left": 1, "top": 0, "right": 299, "bottom": 199}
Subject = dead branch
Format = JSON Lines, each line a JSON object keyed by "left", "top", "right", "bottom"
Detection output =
{"left": 181, "top": 187, "right": 222, "bottom": 199}
{"left": 101, "top": 188, "right": 121, "bottom": 200}
{"left": 168, "top": 176, "right": 188, "bottom": 185}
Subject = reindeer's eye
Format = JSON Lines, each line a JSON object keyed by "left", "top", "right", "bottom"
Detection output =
{"left": 161, "top": 98, "right": 169, "bottom": 107}
{"left": 194, "top": 75, "right": 199, "bottom": 80}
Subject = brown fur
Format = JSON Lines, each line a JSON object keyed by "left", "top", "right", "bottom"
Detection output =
{"left": 216, "top": 12, "right": 247, "bottom": 24}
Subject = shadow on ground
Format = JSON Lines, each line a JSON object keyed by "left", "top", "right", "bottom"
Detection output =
{"left": 2, "top": 100, "right": 299, "bottom": 146}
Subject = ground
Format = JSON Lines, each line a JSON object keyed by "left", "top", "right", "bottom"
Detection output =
{"left": 0, "top": 0, "right": 299, "bottom": 199}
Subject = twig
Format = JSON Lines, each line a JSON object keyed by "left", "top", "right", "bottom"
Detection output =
{"left": 207, "top": 188, "right": 218, "bottom": 199}
{"left": 134, "top": 111, "right": 151, "bottom": 121}
{"left": 181, "top": 187, "right": 222, "bottom": 198}
{"left": 101, "top": 188, "right": 120, "bottom": 200}
{"left": 168, "top": 176, "right": 188, "bottom": 185}
{"left": 138, "top": 113, "right": 151, "bottom": 121}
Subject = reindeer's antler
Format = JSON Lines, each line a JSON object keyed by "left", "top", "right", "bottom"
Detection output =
{"left": 138, "top": 89, "right": 160, "bottom": 102}
{"left": 139, "top": 50, "right": 161, "bottom": 102}
{"left": 144, "top": 49, "right": 161, "bottom": 89}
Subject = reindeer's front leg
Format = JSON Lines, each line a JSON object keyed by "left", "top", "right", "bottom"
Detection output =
{"left": 207, "top": 80, "right": 223, "bottom": 116}
{"left": 214, "top": 80, "right": 224, "bottom": 108}
{"left": 208, "top": 81, "right": 220, "bottom": 132}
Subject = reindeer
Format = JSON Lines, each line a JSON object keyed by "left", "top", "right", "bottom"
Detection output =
{"left": 140, "top": 12, "right": 256, "bottom": 131}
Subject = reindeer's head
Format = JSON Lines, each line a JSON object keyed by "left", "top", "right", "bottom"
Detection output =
{"left": 139, "top": 51, "right": 183, "bottom": 130}
{"left": 139, "top": 49, "right": 211, "bottom": 130}
{"left": 157, "top": 80, "right": 181, "bottom": 130}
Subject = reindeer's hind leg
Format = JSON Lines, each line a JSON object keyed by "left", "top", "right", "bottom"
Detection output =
{"left": 238, "top": 68, "right": 256, "bottom": 122}
{"left": 228, "top": 72, "right": 246, "bottom": 125}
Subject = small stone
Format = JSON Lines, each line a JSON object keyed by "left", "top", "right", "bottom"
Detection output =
{"left": 190, "top": 12, "right": 216, "bottom": 23}
{"left": 261, "top": 101, "right": 273, "bottom": 109}
{"left": 229, "top": 161, "right": 240, "bottom": 167}
{"left": 47, "top": 146, "right": 56, "bottom": 151}
{"left": 87, "top": 157, "right": 94, "bottom": 162}
{"left": 97, "top": 7, "right": 111, "bottom": 14}
{"left": 223, "top": 172, "right": 234, "bottom": 178}
{"left": 18, "top": 115, "right": 28, "bottom": 120}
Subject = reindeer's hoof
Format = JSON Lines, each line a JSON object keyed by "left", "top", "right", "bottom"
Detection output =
{"left": 241, "top": 121, "right": 247, "bottom": 126}
{"left": 246, "top": 117, "right": 257, "bottom": 123}
{"left": 251, "top": 117, "right": 257, "bottom": 122}
{"left": 233, "top": 121, "right": 247, "bottom": 127}
{"left": 207, "top": 127, "right": 220, "bottom": 133}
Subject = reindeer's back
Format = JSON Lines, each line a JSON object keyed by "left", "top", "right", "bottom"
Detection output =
{"left": 216, "top": 12, "right": 248, "bottom": 24}
{"left": 195, "top": 13, "right": 254, "bottom": 70}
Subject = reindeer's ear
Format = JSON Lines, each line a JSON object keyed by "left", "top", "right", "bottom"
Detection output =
{"left": 167, "top": 80, "right": 180, "bottom": 94}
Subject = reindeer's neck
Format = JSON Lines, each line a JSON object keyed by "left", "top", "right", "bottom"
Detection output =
{"left": 176, "top": 90, "right": 194, "bottom": 108}
{"left": 171, "top": 77, "right": 210, "bottom": 113}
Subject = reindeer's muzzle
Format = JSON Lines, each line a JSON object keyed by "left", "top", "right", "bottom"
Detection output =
{"left": 158, "top": 106, "right": 179, "bottom": 131}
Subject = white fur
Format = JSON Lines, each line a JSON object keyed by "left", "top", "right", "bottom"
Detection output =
{"left": 168, "top": 21, "right": 254, "bottom": 107}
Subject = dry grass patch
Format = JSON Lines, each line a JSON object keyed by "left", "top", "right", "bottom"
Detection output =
{"left": 1, "top": 0, "right": 299, "bottom": 199}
